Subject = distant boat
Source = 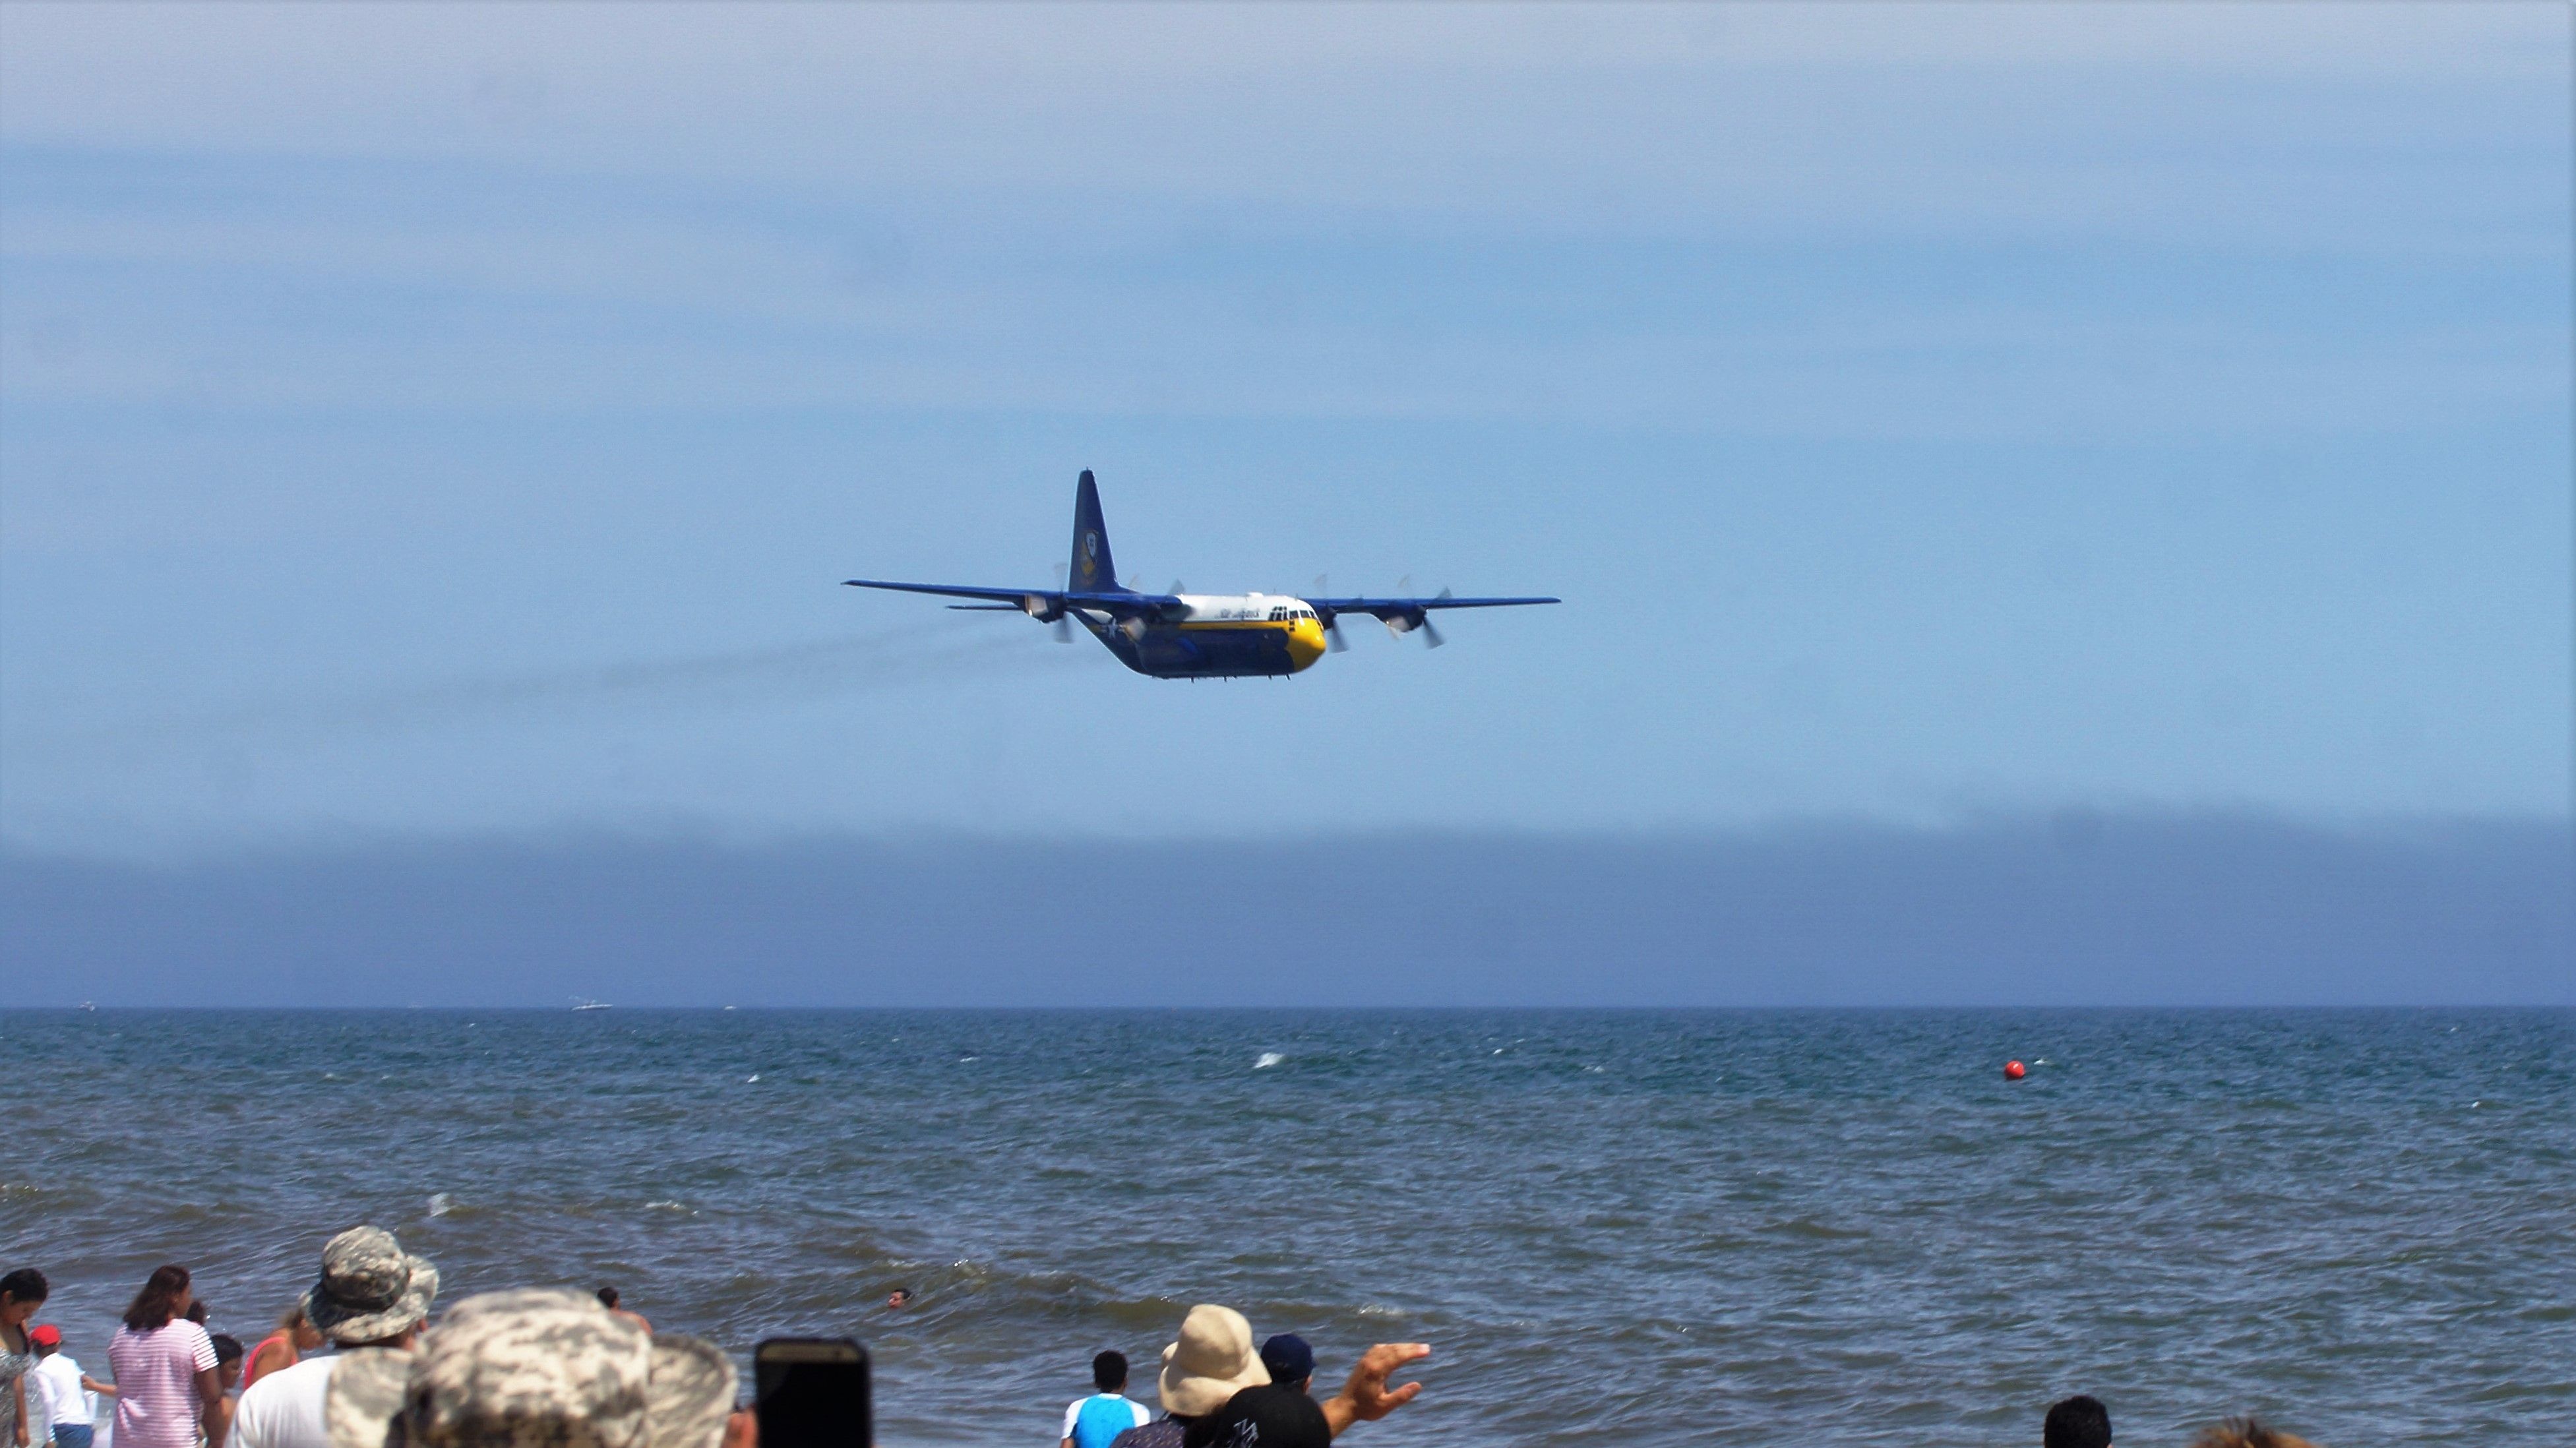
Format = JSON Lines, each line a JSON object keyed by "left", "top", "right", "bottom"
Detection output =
{"left": 571, "top": 998, "right": 613, "bottom": 1011}
{"left": 78, "top": 1000, "right": 97, "bottom": 1012}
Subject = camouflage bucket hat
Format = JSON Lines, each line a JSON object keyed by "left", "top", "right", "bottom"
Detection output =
{"left": 305, "top": 1226, "right": 441, "bottom": 1344}
{"left": 325, "top": 1290, "right": 735, "bottom": 1448}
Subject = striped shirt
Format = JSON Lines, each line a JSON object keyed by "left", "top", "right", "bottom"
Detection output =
{"left": 108, "top": 1322, "right": 216, "bottom": 1448}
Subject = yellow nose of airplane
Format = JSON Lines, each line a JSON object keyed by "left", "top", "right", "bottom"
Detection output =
{"left": 1286, "top": 616, "right": 1328, "bottom": 671}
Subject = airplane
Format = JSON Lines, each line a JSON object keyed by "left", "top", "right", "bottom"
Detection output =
{"left": 844, "top": 470, "right": 1558, "bottom": 679}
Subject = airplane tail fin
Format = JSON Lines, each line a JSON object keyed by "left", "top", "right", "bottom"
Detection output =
{"left": 1069, "top": 469, "right": 1119, "bottom": 592}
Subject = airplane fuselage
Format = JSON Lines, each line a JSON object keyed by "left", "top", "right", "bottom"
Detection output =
{"left": 843, "top": 469, "right": 1555, "bottom": 676}
{"left": 1082, "top": 593, "right": 1329, "bottom": 678}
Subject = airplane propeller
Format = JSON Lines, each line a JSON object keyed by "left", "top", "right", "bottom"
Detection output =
{"left": 1051, "top": 563, "right": 1072, "bottom": 641}
{"left": 1383, "top": 576, "right": 1412, "bottom": 642}
{"left": 1380, "top": 580, "right": 1450, "bottom": 647}
{"left": 1312, "top": 575, "right": 1348, "bottom": 651}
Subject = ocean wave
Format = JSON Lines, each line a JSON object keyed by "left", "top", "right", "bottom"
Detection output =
{"left": 9, "top": 1008, "right": 2565, "bottom": 1447}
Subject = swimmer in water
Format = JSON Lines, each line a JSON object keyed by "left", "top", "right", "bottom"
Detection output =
{"left": 885, "top": 1288, "right": 913, "bottom": 1310}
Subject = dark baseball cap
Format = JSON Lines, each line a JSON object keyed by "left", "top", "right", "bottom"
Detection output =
{"left": 1184, "top": 1385, "right": 1330, "bottom": 1448}
{"left": 1258, "top": 1334, "right": 1314, "bottom": 1386}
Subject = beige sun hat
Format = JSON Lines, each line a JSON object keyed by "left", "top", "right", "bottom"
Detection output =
{"left": 1156, "top": 1304, "right": 1270, "bottom": 1418}
{"left": 324, "top": 1289, "right": 735, "bottom": 1448}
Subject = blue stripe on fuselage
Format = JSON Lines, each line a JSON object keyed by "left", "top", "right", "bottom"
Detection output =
{"left": 1088, "top": 620, "right": 1300, "bottom": 677}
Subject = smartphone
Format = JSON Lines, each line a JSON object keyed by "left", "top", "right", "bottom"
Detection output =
{"left": 754, "top": 1337, "right": 871, "bottom": 1448}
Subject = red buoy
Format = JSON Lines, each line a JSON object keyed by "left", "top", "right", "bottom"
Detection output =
{"left": 2004, "top": 1059, "right": 2027, "bottom": 1081}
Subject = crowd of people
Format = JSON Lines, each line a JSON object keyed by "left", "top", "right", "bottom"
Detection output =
{"left": 4, "top": 1249, "right": 2323, "bottom": 1448}
{"left": 1060, "top": 1306, "right": 1424, "bottom": 1448}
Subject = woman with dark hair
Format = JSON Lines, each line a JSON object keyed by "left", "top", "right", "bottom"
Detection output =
{"left": 106, "top": 1267, "right": 225, "bottom": 1448}
{"left": 1, "top": 1268, "right": 48, "bottom": 1448}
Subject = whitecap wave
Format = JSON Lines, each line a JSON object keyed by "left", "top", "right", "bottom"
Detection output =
{"left": 1255, "top": 1052, "right": 1286, "bottom": 1070}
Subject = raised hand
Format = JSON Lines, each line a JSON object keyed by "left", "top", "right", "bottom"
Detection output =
{"left": 1320, "top": 1342, "right": 1431, "bottom": 1437}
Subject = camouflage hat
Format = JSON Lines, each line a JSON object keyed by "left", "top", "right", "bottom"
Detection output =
{"left": 305, "top": 1226, "right": 441, "bottom": 1344}
{"left": 325, "top": 1290, "right": 735, "bottom": 1448}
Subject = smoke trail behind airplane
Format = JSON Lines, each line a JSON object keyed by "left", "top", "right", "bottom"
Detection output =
{"left": 15, "top": 622, "right": 1074, "bottom": 757}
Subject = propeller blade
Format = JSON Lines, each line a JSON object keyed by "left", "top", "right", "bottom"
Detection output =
{"left": 1053, "top": 615, "right": 1072, "bottom": 642}
{"left": 1169, "top": 580, "right": 1186, "bottom": 595}
{"left": 1324, "top": 615, "right": 1348, "bottom": 651}
{"left": 1421, "top": 615, "right": 1444, "bottom": 648}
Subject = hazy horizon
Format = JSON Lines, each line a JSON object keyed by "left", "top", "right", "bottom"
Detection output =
{"left": 9, "top": 811, "right": 2565, "bottom": 1008}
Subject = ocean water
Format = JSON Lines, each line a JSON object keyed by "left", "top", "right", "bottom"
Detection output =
{"left": 2, "top": 1009, "right": 2569, "bottom": 1447}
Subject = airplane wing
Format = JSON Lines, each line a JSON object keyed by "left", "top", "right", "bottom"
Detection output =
{"left": 1306, "top": 591, "right": 1558, "bottom": 648}
{"left": 1306, "top": 594, "right": 1560, "bottom": 616}
{"left": 843, "top": 578, "right": 1057, "bottom": 606}
{"left": 843, "top": 579, "right": 1186, "bottom": 621}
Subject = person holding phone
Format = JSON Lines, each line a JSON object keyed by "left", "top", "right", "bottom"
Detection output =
{"left": 753, "top": 1337, "right": 868, "bottom": 1448}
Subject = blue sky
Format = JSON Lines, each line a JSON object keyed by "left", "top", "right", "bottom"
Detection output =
{"left": 2, "top": 3, "right": 2567, "bottom": 856}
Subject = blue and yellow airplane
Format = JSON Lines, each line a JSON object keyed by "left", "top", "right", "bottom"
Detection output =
{"left": 845, "top": 470, "right": 1558, "bottom": 679}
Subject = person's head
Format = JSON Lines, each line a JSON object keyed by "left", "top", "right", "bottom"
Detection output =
{"left": 884, "top": 1288, "right": 913, "bottom": 1310}
{"left": 124, "top": 1264, "right": 193, "bottom": 1332}
{"left": 212, "top": 1335, "right": 245, "bottom": 1387}
{"left": 28, "top": 1324, "right": 62, "bottom": 1357}
{"left": 302, "top": 1226, "right": 439, "bottom": 1348}
{"left": 186, "top": 1300, "right": 211, "bottom": 1327}
{"left": 1092, "top": 1350, "right": 1128, "bottom": 1394}
{"left": 0, "top": 1268, "right": 47, "bottom": 1328}
{"left": 1258, "top": 1335, "right": 1314, "bottom": 1395}
{"left": 598, "top": 1287, "right": 623, "bottom": 1310}
{"left": 2190, "top": 1420, "right": 2317, "bottom": 1448}
{"left": 279, "top": 1304, "right": 324, "bottom": 1352}
{"left": 2045, "top": 1395, "right": 2113, "bottom": 1448}
{"left": 322, "top": 1290, "right": 735, "bottom": 1448}
{"left": 1157, "top": 1306, "right": 1270, "bottom": 1420}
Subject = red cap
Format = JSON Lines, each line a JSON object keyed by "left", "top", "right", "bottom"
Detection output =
{"left": 29, "top": 1323, "right": 61, "bottom": 1347}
